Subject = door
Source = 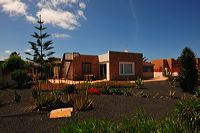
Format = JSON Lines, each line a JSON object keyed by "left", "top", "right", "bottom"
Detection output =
{"left": 100, "top": 64, "right": 107, "bottom": 79}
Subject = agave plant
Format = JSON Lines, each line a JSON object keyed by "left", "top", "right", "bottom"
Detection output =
{"left": 135, "top": 78, "right": 144, "bottom": 89}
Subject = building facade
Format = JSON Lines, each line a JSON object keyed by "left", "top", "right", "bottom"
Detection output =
{"left": 56, "top": 51, "right": 143, "bottom": 81}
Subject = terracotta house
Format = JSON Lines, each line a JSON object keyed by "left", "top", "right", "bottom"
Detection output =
{"left": 143, "top": 62, "right": 154, "bottom": 79}
{"left": 57, "top": 51, "right": 143, "bottom": 81}
{"left": 151, "top": 58, "right": 200, "bottom": 78}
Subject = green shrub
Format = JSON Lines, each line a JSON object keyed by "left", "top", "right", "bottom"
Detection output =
{"left": 14, "top": 90, "right": 21, "bottom": 102}
{"left": 174, "top": 98, "right": 200, "bottom": 132}
{"left": 100, "top": 86, "right": 112, "bottom": 95}
{"left": 73, "top": 95, "right": 94, "bottom": 111}
{"left": 32, "top": 88, "right": 42, "bottom": 99}
{"left": 158, "top": 118, "right": 182, "bottom": 132}
{"left": 135, "top": 78, "right": 144, "bottom": 89}
{"left": 51, "top": 90, "right": 63, "bottom": 95}
{"left": 111, "top": 88, "right": 123, "bottom": 95}
{"left": 63, "top": 84, "right": 76, "bottom": 94}
{"left": 123, "top": 88, "right": 132, "bottom": 96}
{"left": 60, "top": 119, "right": 117, "bottom": 133}
{"left": 11, "top": 69, "right": 29, "bottom": 87}
{"left": 35, "top": 94, "right": 66, "bottom": 111}
{"left": 195, "top": 87, "right": 200, "bottom": 97}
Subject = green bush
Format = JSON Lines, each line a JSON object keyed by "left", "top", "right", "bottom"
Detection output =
{"left": 195, "top": 87, "right": 200, "bottom": 97}
{"left": 35, "top": 94, "right": 66, "bottom": 111}
{"left": 60, "top": 100, "right": 200, "bottom": 133}
{"left": 174, "top": 98, "right": 200, "bottom": 132}
{"left": 63, "top": 84, "right": 76, "bottom": 94}
{"left": 61, "top": 119, "right": 117, "bottom": 133}
{"left": 158, "top": 118, "right": 182, "bottom": 132}
{"left": 111, "top": 88, "right": 123, "bottom": 95}
{"left": 32, "top": 88, "right": 42, "bottom": 99}
{"left": 100, "top": 86, "right": 112, "bottom": 95}
{"left": 135, "top": 78, "right": 144, "bottom": 89}
{"left": 11, "top": 69, "right": 29, "bottom": 87}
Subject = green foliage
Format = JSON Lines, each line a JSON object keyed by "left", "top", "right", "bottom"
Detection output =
{"left": 135, "top": 78, "right": 144, "bottom": 89}
{"left": 11, "top": 69, "right": 29, "bottom": 87}
{"left": 195, "top": 87, "right": 200, "bottom": 97}
{"left": 158, "top": 118, "right": 182, "bottom": 132}
{"left": 178, "top": 47, "right": 198, "bottom": 93}
{"left": 111, "top": 88, "right": 123, "bottom": 95}
{"left": 73, "top": 95, "right": 93, "bottom": 111}
{"left": 32, "top": 88, "right": 42, "bottom": 99}
{"left": 100, "top": 86, "right": 112, "bottom": 95}
{"left": 120, "top": 108, "right": 157, "bottom": 133}
{"left": 63, "top": 84, "right": 76, "bottom": 94}
{"left": 4, "top": 55, "right": 27, "bottom": 72}
{"left": 14, "top": 90, "right": 21, "bottom": 102}
{"left": 174, "top": 98, "right": 200, "bottom": 132}
{"left": 35, "top": 94, "right": 68, "bottom": 111}
{"left": 61, "top": 99, "right": 200, "bottom": 133}
{"left": 34, "top": 93, "right": 93, "bottom": 111}
{"left": 60, "top": 119, "right": 117, "bottom": 133}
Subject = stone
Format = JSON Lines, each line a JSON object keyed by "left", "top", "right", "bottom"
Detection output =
{"left": 49, "top": 107, "right": 73, "bottom": 119}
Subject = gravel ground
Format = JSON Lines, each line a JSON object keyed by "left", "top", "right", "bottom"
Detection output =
{"left": 0, "top": 81, "right": 194, "bottom": 133}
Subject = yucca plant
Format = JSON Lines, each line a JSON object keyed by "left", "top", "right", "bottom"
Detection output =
{"left": 73, "top": 95, "right": 93, "bottom": 111}
{"left": 168, "top": 90, "right": 176, "bottom": 99}
{"left": 135, "top": 78, "right": 144, "bottom": 89}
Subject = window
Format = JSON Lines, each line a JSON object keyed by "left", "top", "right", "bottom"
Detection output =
{"left": 143, "top": 66, "right": 153, "bottom": 72}
{"left": 82, "top": 63, "right": 91, "bottom": 73}
{"left": 119, "top": 62, "right": 135, "bottom": 75}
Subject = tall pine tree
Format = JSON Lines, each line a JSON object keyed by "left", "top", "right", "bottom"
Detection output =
{"left": 25, "top": 15, "right": 55, "bottom": 79}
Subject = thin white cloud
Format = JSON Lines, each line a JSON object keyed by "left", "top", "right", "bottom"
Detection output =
{"left": 5, "top": 50, "right": 12, "bottom": 54}
{"left": 26, "top": 15, "right": 37, "bottom": 23}
{"left": 37, "top": 0, "right": 78, "bottom": 9}
{"left": 25, "top": 49, "right": 32, "bottom": 53}
{"left": 52, "top": 33, "right": 72, "bottom": 39}
{"left": 0, "top": 0, "right": 27, "bottom": 16}
{"left": 79, "top": 2, "right": 86, "bottom": 9}
{"left": 77, "top": 10, "right": 86, "bottom": 20}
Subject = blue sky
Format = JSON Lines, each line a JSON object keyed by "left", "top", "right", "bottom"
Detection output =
{"left": 0, "top": 0, "right": 200, "bottom": 61}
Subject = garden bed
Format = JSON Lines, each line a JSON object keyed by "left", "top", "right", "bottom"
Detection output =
{"left": 0, "top": 81, "right": 195, "bottom": 132}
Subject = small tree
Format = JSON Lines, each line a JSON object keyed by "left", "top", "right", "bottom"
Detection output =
{"left": 178, "top": 47, "right": 198, "bottom": 93}
{"left": 3, "top": 53, "right": 29, "bottom": 88}
{"left": 11, "top": 70, "right": 29, "bottom": 87}
{"left": 25, "top": 15, "right": 55, "bottom": 79}
{"left": 4, "top": 53, "right": 27, "bottom": 72}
